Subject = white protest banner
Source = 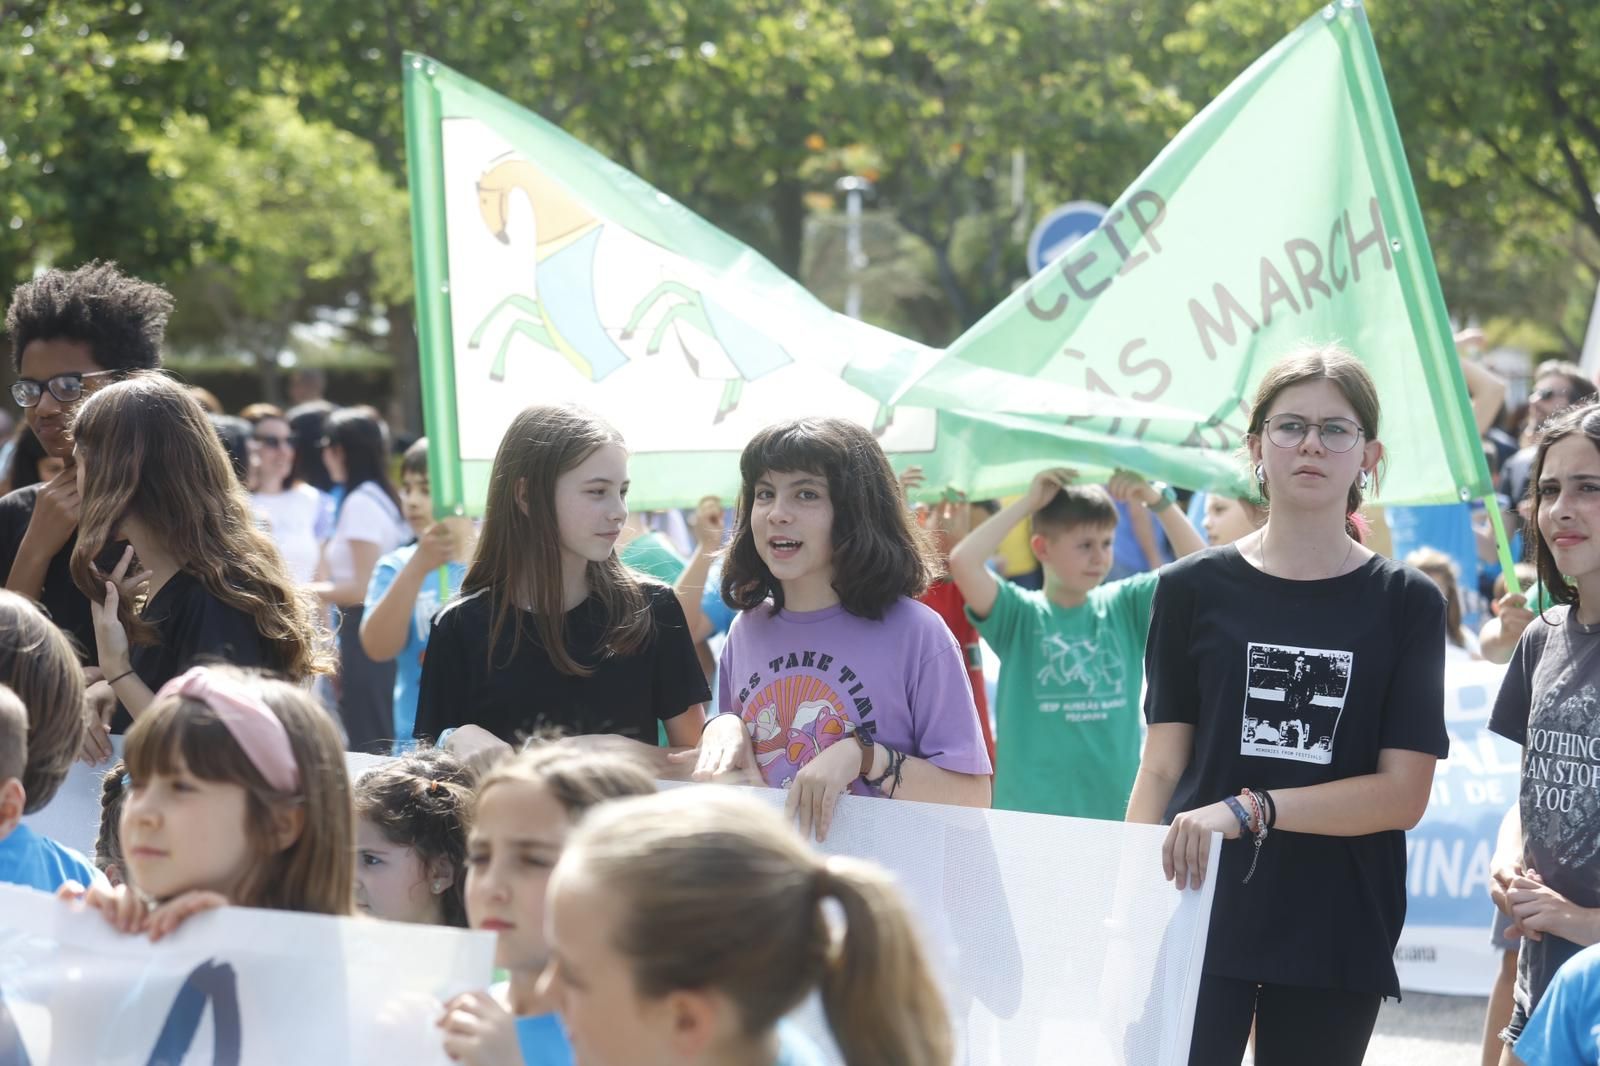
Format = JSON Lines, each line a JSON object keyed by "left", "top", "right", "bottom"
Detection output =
{"left": 707, "top": 785, "right": 1217, "bottom": 1066}
{"left": 0, "top": 883, "right": 493, "bottom": 1065}
{"left": 1393, "top": 656, "right": 1521, "bottom": 996}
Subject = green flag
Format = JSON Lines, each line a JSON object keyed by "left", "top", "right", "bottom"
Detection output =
{"left": 403, "top": 0, "right": 1488, "bottom": 516}
{"left": 846, "top": 2, "right": 1492, "bottom": 508}
{"left": 402, "top": 57, "right": 1198, "bottom": 514}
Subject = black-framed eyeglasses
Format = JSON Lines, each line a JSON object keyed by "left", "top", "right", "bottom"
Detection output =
{"left": 253, "top": 434, "right": 291, "bottom": 449}
{"left": 10, "top": 370, "right": 120, "bottom": 408}
{"left": 1531, "top": 386, "right": 1575, "bottom": 404}
{"left": 1264, "top": 415, "right": 1364, "bottom": 453}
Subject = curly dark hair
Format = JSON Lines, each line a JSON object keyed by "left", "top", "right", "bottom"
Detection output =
{"left": 354, "top": 749, "right": 475, "bottom": 927}
{"left": 5, "top": 260, "right": 173, "bottom": 371}
{"left": 721, "top": 417, "right": 936, "bottom": 620}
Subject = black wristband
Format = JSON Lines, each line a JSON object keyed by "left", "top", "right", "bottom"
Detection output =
{"left": 107, "top": 668, "right": 136, "bottom": 685}
{"left": 1258, "top": 788, "right": 1277, "bottom": 830}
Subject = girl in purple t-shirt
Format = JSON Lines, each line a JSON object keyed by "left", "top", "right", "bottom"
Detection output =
{"left": 693, "top": 417, "right": 992, "bottom": 840}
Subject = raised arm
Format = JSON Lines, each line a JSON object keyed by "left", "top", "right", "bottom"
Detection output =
{"left": 949, "top": 468, "right": 1073, "bottom": 618}
{"left": 1106, "top": 470, "right": 1205, "bottom": 561}
{"left": 673, "top": 497, "right": 724, "bottom": 643}
{"left": 1457, "top": 350, "right": 1508, "bottom": 436}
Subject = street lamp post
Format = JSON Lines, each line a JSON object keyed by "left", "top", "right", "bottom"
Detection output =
{"left": 834, "top": 175, "right": 874, "bottom": 320}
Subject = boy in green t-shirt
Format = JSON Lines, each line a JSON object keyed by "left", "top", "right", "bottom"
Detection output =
{"left": 949, "top": 468, "right": 1205, "bottom": 818}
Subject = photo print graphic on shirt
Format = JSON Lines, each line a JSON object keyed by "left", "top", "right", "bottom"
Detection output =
{"left": 1240, "top": 642, "right": 1354, "bottom": 765}
{"left": 1522, "top": 677, "right": 1600, "bottom": 872}
{"left": 1032, "top": 633, "right": 1125, "bottom": 722}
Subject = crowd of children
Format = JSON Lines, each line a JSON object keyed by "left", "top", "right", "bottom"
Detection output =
{"left": 3, "top": 260, "right": 1599, "bottom": 1066}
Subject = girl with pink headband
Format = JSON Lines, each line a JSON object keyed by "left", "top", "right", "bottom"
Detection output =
{"left": 59, "top": 665, "right": 354, "bottom": 936}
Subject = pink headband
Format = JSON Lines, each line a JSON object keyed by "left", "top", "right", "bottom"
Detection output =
{"left": 154, "top": 667, "right": 301, "bottom": 794}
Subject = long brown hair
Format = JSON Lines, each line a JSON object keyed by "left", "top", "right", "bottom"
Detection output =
{"left": 68, "top": 372, "right": 332, "bottom": 679}
{"left": 563, "top": 788, "right": 952, "bottom": 1066}
{"left": 721, "top": 418, "right": 936, "bottom": 619}
{"left": 1246, "top": 343, "right": 1381, "bottom": 540}
{"left": 123, "top": 667, "right": 353, "bottom": 914}
{"left": 1528, "top": 403, "right": 1600, "bottom": 613}
{"left": 354, "top": 749, "right": 476, "bottom": 927}
{"left": 462, "top": 405, "right": 651, "bottom": 676}
{"left": 0, "top": 590, "right": 86, "bottom": 814}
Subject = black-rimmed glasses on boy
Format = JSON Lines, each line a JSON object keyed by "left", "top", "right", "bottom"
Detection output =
{"left": 1262, "top": 416, "right": 1364, "bottom": 453}
{"left": 10, "top": 369, "right": 120, "bottom": 408}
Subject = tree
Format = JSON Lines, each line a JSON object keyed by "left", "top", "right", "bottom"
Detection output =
{"left": 147, "top": 95, "right": 409, "bottom": 402}
{"left": 1158, "top": 0, "right": 1600, "bottom": 348}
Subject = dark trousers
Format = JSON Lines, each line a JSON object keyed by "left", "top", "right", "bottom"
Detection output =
{"left": 335, "top": 604, "right": 396, "bottom": 755}
{"left": 1187, "top": 975, "right": 1382, "bottom": 1066}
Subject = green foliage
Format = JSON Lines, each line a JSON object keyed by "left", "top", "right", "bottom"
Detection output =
{"left": 2, "top": 0, "right": 1595, "bottom": 412}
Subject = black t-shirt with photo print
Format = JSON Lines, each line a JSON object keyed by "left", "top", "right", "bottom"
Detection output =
{"left": 1488, "top": 606, "right": 1600, "bottom": 1017}
{"left": 1144, "top": 545, "right": 1449, "bottom": 997}
{"left": 413, "top": 581, "right": 710, "bottom": 745}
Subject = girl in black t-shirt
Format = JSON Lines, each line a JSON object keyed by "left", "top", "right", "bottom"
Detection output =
{"left": 413, "top": 404, "right": 708, "bottom": 765}
{"left": 1487, "top": 402, "right": 1600, "bottom": 1064}
{"left": 1128, "top": 345, "right": 1448, "bottom": 1066}
{"left": 68, "top": 373, "right": 332, "bottom": 732}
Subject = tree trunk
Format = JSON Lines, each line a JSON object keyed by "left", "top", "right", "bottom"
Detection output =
{"left": 770, "top": 175, "right": 806, "bottom": 280}
{"left": 387, "top": 301, "right": 424, "bottom": 437}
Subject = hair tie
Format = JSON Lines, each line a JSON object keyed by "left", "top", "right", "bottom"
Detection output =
{"left": 154, "top": 667, "right": 300, "bottom": 794}
{"left": 1347, "top": 509, "right": 1371, "bottom": 544}
{"left": 427, "top": 780, "right": 446, "bottom": 797}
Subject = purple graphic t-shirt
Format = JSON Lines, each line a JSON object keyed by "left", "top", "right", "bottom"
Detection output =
{"left": 717, "top": 597, "right": 993, "bottom": 795}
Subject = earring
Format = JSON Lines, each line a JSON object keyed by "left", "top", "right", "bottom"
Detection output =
{"left": 431, "top": 879, "right": 446, "bottom": 894}
{"left": 1358, "top": 469, "right": 1371, "bottom": 491}
{"left": 1254, "top": 463, "right": 1265, "bottom": 485}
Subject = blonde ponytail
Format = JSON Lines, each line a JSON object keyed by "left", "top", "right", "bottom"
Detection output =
{"left": 817, "top": 856, "right": 953, "bottom": 1066}
{"left": 563, "top": 789, "right": 952, "bottom": 1066}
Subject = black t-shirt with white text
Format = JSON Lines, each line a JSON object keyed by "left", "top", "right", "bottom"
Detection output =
{"left": 1488, "top": 606, "right": 1600, "bottom": 1016}
{"left": 413, "top": 582, "right": 710, "bottom": 745}
{"left": 117, "top": 571, "right": 275, "bottom": 733}
{"left": 1144, "top": 546, "right": 1448, "bottom": 997}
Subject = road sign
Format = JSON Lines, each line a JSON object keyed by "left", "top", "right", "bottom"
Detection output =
{"left": 1026, "top": 200, "right": 1108, "bottom": 276}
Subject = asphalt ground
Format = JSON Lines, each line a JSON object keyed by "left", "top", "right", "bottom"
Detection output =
{"left": 1241, "top": 992, "right": 1489, "bottom": 1065}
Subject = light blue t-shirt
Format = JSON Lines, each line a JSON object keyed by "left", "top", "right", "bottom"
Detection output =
{"left": 514, "top": 1011, "right": 573, "bottom": 1066}
{"left": 0, "top": 823, "right": 102, "bottom": 892}
{"left": 1109, "top": 498, "right": 1171, "bottom": 581}
{"left": 1516, "top": 941, "right": 1600, "bottom": 1066}
{"left": 364, "top": 544, "right": 468, "bottom": 746}
{"left": 701, "top": 560, "right": 737, "bottom": 636}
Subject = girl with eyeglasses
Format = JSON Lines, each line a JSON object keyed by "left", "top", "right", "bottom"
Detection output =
{"left": 1127, "top": 344, "right": 1448, "bottom": 1066}
{"left": 241, "top": 403, "right": 335, "bottom": 586}
{"left": 0, "top": 262, "right": 171, "bottom": 669}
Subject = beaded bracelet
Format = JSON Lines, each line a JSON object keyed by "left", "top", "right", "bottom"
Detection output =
{"left": 1239, "top": 788, "right": 1269, "bottom": 884}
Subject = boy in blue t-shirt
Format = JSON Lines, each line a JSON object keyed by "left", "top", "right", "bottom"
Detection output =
{"left": 1512, "top": 940, "right": 1600, "bottom": 1066}
{"left": 0, "top": 684, "right": 100, "bottom": 891}
{"left": 361, "top": 439, "right": 473, "bottom": 752}
{"left": 948, "top": 467, "right": 1205, "bottom": 818}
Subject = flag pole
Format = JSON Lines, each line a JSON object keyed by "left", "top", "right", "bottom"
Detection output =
{"left": 1484, "top": 495, "right": 1521, "bottom": 597}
